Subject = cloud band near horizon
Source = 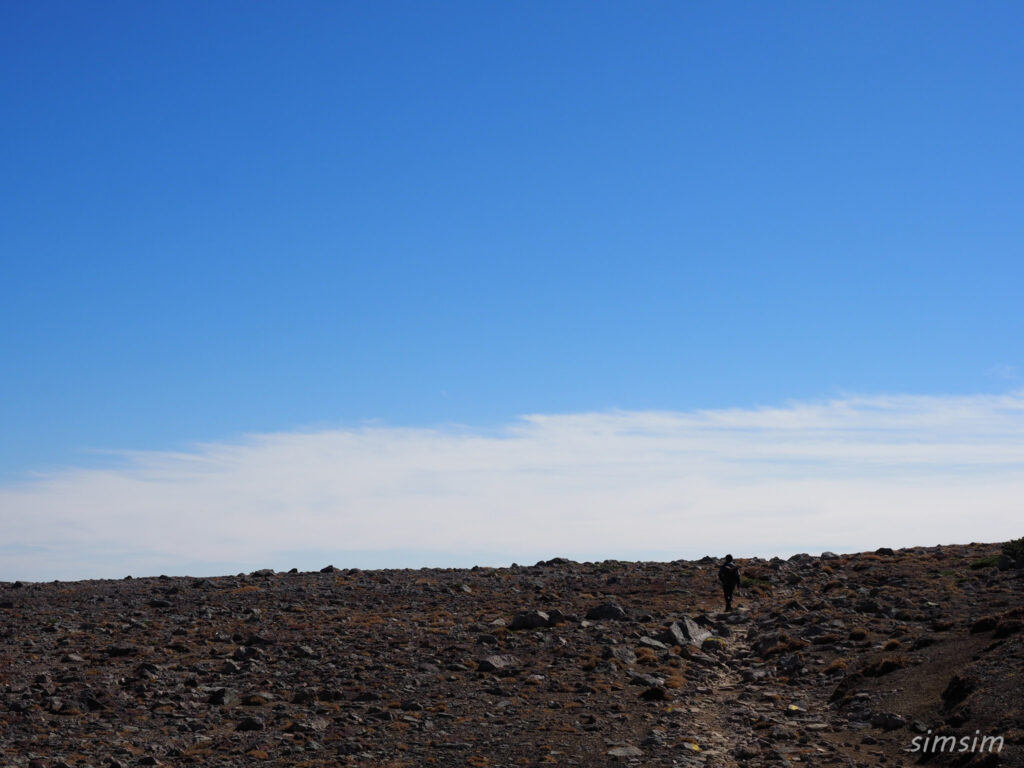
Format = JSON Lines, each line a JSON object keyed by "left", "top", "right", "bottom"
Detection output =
{"left": 2, "top": 391, "right": 1023, "bottom": 581}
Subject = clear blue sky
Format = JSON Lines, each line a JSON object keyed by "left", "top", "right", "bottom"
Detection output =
{"left": 2, "top": 1, "right": 1022, "bottom": 481}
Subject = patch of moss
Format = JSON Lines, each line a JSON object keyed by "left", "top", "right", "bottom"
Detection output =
{"left": 1003, "top": 537, "right": 1024, "bottom": 562}
{"left": 969, "top": 555, "right": 1000, "bottom": 570}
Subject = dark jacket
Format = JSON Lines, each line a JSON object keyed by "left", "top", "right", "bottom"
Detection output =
{"left": 718, "top": 562, "right": 740, "bottom": 588}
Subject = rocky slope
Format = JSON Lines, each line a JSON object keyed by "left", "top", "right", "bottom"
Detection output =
{"left": 1, "top": 543, "right": 1022, "bottom": 767}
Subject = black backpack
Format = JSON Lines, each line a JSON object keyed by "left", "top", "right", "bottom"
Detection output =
{"left": 719, "top": 562, "right": 740, "bottom": 587}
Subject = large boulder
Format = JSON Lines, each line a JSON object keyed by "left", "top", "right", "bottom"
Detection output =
{"left": 655, "top": 616, "right": 711, "bottom": 647}
{"left": 585, "top": 603, "right": 628, "bottom": 621}
{"left": 607, "top": 746, "right": 643, "bottom": 758}
{"left": 603, "top": 645, "right": 637, "bottom": 665}
{"left": 477, "top": 655, "right": 520, "bottom": 674}
{"left": 509, "top": 610, "right": 550, "bottom": 630}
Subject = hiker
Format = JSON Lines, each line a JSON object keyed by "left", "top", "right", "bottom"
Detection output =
{"left": 718, "top": 554, "right": 740, "bottom": 611}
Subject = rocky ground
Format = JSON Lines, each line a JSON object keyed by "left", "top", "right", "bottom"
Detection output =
{"left": 1, "top": 542, "right": 1022, "bottom": 767}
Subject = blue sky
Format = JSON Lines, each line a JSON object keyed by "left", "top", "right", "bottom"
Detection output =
{"left": 2, "top": 3, "right": 1023, "bottom": 577}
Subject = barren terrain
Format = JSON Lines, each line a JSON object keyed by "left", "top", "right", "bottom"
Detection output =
{"left": 2, "top": 543, "right": 1022, "bottom": 766}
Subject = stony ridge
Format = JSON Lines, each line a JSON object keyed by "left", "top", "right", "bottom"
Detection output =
{"left": 1, "top": 543, "right": 1022, "bottom": 767}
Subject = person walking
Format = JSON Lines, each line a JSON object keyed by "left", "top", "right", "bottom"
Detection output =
{"left": 718, "top": 554, "right": 741, "bottom": 611}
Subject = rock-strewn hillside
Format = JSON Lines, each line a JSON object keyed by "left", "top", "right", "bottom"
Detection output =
{"left": 1, "top": 543, "right": 1022, "bottom": 767}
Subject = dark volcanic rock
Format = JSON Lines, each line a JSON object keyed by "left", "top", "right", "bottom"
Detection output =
{"left": 105, "top": 643, "right": 139, "bottom": 657}
{"left": 639, "top": 686, "right": 669, "bottom": 701}
{"left": 510, "top": 610, "right": 550, "bottom": 630}
{"left": 871, "top": 712, "right": 908, "bottom": 731}
{"left": 585, "top": 602, "right": 627, "bottom": 621}
{"left": 207, "top": 688, "right": 238, "bottom": 706}
{"left": 236, "top": 715, "right": 265, "bottom": 731}
{"left": 942, "top": 674, "right": 975, "bottom": 707}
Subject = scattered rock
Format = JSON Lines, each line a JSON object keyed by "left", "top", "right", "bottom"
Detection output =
{"left": 942, "top": 674, "right": 975, "bottom": 707}
{"left": 701, "top": 637, "right": 727, "bottom": 656}
{"left": 655, "top": 616, "right": 711, "bottom": 647}
{"left": 971, "top": 615, "right": 998, "bottom": 633}
{"left": 734, "top": 743, "right": 761, "bottom": 759}
{"left": 629, "top": 672, "right": 664, "bottom": 687}
{"left": 105, "top": 644, "right": 139, "bottom": 657}
{"left": 510, "top": 610, "right": 550, "bottom": 630}
{"left": 606, "top": 745, "right": 643, "bottom": 757}
{"left": 871, "top": 712, "right": 908, "bottom": 731}
{"left": 477, "top": 655, "right": 520, "bottom": 673}
{"left": 0, "top": 543, "right": 1016, "bottom": 766}
{"left": 603, "top": 645, "right": 637, "bottom": 665}
{"left": 207, "top": 688, "right": 238, "bottom": 706}
{"left": 585, "top": 603, "right": 627, "bottom": 621}
{"left": 639, "top": 686, "right": 669, "bottom": 701}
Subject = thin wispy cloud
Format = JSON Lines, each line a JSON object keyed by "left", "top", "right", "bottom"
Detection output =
{"left": 989, "top": 364, "right": 1020, "bottom": 383}
{"left": 2, "top": 392, "right": 1022, "bottom": 581}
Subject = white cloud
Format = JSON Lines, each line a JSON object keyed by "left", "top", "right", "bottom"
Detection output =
{"left": 2, "top": 391, "right": 1023, "bottom": 580}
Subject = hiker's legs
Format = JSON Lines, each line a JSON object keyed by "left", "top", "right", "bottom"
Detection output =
{"left": 723, "top": 584, "right": 734, "bottom": 611}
